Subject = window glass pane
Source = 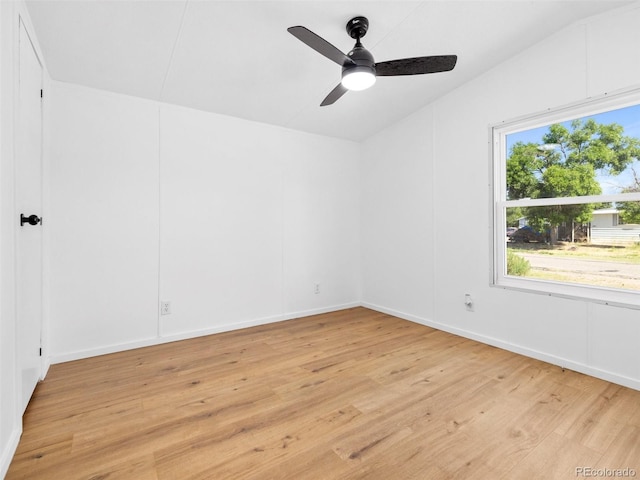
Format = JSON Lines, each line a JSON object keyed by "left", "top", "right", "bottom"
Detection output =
{"left": 505, "top": 104, "right": 640, "bottom": 201}
{"left": 505, "top": 205, "right": 640, "bottom": 291}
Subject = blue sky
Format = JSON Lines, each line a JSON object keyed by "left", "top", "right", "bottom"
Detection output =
{"left": 506, "top": 104, "right": 640, "bottom": 194}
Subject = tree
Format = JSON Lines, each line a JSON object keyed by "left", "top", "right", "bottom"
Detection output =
{"left": 506, "top": 119, "right": 640, "bottom": 243}
{"left": 618, "top": 166, "right": 640, "bottom": 224}
{"left": 506, "top": 206, "right": 525, "bottom": 227}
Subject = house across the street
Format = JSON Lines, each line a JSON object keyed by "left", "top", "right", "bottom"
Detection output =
{"left": 591, "top": 208, "right": 640, "bottom": 245}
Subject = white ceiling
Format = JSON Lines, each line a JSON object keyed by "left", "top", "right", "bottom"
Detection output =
{"left": 26, "top": 0, "right": 631, "bottom": 141}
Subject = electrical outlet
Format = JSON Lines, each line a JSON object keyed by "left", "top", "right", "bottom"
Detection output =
{"left": 314, "top": 283, "right": 320, "bottom": 294}
{"left": 161, "top": 301, "right": 171, "bottom": 315}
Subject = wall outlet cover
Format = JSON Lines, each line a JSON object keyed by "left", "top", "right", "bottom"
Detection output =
{"left": 161, "top": 301, "right": 171, "bottom": 315}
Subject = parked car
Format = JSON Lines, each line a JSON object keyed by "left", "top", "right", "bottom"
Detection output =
{"left": 509, "top": 226, "right": 545, "bottom": 243}
{"left": 506, "top": 227, "right": 518, "bottom": 237}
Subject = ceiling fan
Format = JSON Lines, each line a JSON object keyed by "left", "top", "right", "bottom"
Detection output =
{"left": 287, "top": 16, "right": 457, "bottom": 106}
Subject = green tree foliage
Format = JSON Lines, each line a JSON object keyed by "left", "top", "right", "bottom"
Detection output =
{"left": 618, "top": 168, "right": 640, "bottom": 224}
{"left": 506, "top": 206, "right": 525, "bottom": 227}
{"left": 506, "top": 119, "right": 640, "bottom": 243}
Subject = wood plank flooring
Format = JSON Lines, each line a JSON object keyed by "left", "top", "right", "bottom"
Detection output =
{"left": 7, "top": 307, "right": 640, "bottom": 479}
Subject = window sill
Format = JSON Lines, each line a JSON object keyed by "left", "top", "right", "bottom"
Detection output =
{"left": 493, "top": 275, "right": 640, "bottom": 310}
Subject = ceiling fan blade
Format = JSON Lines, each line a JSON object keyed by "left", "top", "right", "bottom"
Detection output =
{"left": 320, "top": 83, "right": 348, "bottom": 106}
{"left": 288, "top": 26, "right": 356, "bottom": 67}
{"left": 375, "top": 55, "right": 457, "bottom": 76}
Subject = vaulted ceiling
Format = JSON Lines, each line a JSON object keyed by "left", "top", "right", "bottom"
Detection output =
{"left": 26, "top": 1, "right": 631, "bottom": 141}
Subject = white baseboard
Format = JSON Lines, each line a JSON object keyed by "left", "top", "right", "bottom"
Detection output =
{"left": 362, "top": 301, "right": 640, "bottom": 392}
{"left": 281, "top": 302, "right": 360, "bottom": 321}
{"left": 48, "top": 300, "right": 639, "bottom": 391}
{"left": 50, "top": 302, "right": 360, "bottom": 365}
{"left": 0, "top": 423, "right": 21, "bottom": 479}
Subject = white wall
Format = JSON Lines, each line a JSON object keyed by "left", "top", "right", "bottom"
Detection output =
{"left": 49, "top": 84, "right": 160, "bottom": 358}
{"left": 360, "top": 106, "right": 436, "bottom": 322}
{"left": 361, "top": 4, "right": 640, "bottom": 390}
{"left": 159, "top": 105, "right": 360, "bottom": 337}
{"left": 48, "top": 83, "right": 360, "bottom": 362}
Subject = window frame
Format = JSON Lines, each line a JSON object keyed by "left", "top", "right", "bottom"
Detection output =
{"left": 490, "top": 87, "right": 640, "bottom": 310}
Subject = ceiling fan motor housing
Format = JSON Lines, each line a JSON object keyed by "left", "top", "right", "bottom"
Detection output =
{"left": 342, "top": 17, "right": 375, "bottom": 81}
{"left": 342, "top": 44, "right": 376, "bottom": 79}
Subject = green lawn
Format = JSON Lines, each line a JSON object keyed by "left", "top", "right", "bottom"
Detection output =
{"left": 507, "top": 241, "right": 640, "bottom": 290}
{"left": 508, "top": 242, "right": 640, "bottom": 264}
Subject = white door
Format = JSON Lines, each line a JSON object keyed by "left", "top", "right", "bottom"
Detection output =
{"left": 16, "top": 19, "right": 43, "bottom": 414}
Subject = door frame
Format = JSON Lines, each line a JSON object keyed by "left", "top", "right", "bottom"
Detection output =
{"left": 15, "top": 14, "right": 45, "bottom": 413}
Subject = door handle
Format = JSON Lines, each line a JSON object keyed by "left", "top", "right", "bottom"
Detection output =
{"left": 20, "top": 214, "right": 41, "bottom": 226}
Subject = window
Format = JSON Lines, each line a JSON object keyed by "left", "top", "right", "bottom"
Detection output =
{"left": 492, "top": 89, "right": 640, "bottom": 309}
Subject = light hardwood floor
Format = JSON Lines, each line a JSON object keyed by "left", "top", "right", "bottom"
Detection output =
{"left": 7, "top": 307, "right": 640, "bottom": 479}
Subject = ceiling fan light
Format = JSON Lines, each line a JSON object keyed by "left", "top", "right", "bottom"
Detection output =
{"left": 341, "top": 69, "right": 376, "bottom": 91}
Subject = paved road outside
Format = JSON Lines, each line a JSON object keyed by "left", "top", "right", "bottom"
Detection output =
{"left": 520, "top": 253, "right": 640, "bottom": 290}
